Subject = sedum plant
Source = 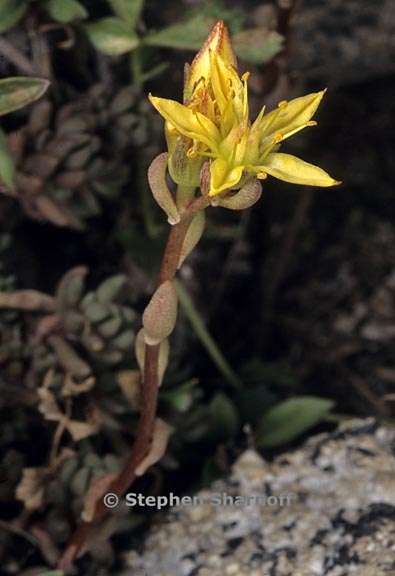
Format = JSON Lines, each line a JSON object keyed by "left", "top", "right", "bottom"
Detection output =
{"left": 59, "top": 21, "right": 339, "bottom": 569}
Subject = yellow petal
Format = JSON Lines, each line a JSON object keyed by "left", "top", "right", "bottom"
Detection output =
{"left": 259, "top": 90, "right": 326, "bottom": 143}
{"left": 209, "top": 51, "right": 230, "bottom": 116}
{"left": 209, "top": 157, "right": 244, "bottom": 196}
{"left": 262, "top": 153, "right": 340, "bottom": 187}
{"left": 149, "top": 95, "right": 220, "bottom": 151}
{"left": 185, "top": 21, "right": 237, "bottom": 102}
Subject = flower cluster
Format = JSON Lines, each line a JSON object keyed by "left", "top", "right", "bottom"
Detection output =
{"left": 149, "top": 21, "right": 339, "bottom": 197}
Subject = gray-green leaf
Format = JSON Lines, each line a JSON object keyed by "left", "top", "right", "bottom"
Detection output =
{"left": 144, "top": 14, "right": 215, "bottom": 51}
{"left": 85, "top": 17, "right": 139, "bottom": 55}
{"left": 233, "top": 29, "right": 284, "bottom": 64}
{"left": 0, "top": 128, "right": 15, "bottom": 190}
{"left": 0, "top": 77, "right": 50, "bottom": 118}
{"left": 44, "top": 0, "right": 88, "bottom": 23}
{"left": 256, "top": 396, "right": 335, "bottom": 448}
{"left": 0, "top": 0, "right": 27, "bottom": 33}
{"left": 108, "top": 0, "right": 144, "bottom": 28}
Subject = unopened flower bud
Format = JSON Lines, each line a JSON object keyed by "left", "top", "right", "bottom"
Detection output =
{"left": 135, "top": 328, "right": 170, "bottom": 387}
{"left": 148, "top": 153, "right": 180, "bottom": 225}
{"left": 178, "top": 210, "right": 205, "bottom": 268}
{"left": 215, "top": 178, "right": 262, "bottom": 210}
{"left": 142, "top": 280, "right": 178, "bottom": 345}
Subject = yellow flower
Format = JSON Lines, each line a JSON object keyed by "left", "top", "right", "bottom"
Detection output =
{"left": 149, "top": 22, "right": 340, "bottom": 197}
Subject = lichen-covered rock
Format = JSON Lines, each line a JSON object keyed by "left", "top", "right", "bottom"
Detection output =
{"left": 124, "top": 419, "right": 395, "bottom": 575}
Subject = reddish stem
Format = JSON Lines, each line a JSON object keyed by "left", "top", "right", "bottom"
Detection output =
{"left": 58, "top": 193, "right": 209, "bottom": 571}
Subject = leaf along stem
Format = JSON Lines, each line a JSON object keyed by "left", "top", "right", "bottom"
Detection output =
{"left": 58, "top": 187, "right": 210, "bottom": 572}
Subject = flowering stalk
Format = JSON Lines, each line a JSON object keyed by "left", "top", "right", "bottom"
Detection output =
{"left": 59, "top": 20, "right": 338, "bottom": 571}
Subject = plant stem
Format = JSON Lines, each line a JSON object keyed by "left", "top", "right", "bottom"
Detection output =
{"left": 176, "top": 184, "right": 195, "bottom": 210}
{"left": 0, "top": 37, "right": 39, "bottom": 76}
{"left": 58, "top": 193, "right": 209, "bottom": 571}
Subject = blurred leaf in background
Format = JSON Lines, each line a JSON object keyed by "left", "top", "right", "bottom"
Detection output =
{"left": 232, "top": 28, "right": 283, "bottom": 64}
{"left": 256, "top": 396, "right": 335, "bottom": 448}
{"left": 85, "top": 17, "right": 139, "bottom": 55}
{"left": 0, "top": 77, "right": 49, "bottom": 117}
{"left": 0, "top": 0, "right": 28, "bottom": 33}
{"left": 43, "top": 0, "right": 88, "bottom": 23}
{"left": 108, "top": 0, "right": 145, "bottom": 28}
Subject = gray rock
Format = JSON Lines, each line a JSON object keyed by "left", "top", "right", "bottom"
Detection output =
{"left": 123, "top": 419, "right": 395, "bottom": 575}
{"left": 290, "top": 0, "right": 395, "bottom": 86}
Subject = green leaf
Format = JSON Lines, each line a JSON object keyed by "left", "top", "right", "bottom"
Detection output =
{"left": 0, "top": 0, "right": 27, "bottom": 33}
{"left": 256, "top": 396, "right": 335, "bottom": 448}
{"left": 0, "top": 128, "right": 15, "bottom": 190}
{"left": 209, "top": 393, "right": 240, "bottom": 440}
{"left": 86, "top": 17, "right": 139, "bottom": 55}
{"left": 144, "top": 14, "right": 215, "bottom": 51}
{"left": 108, "top": 0, "right": 144, "bottom": 28}
{"left": 233, "top": 29, "right": 284, "bottom": 64}
{"left": 44, "top": 0, "right": 88, "bottom": 23}
{"left": 0, "top": 77, "right": 50, "bottom": 118}
{"left": 38, "top": 572, "right": 64, "bottom": 576}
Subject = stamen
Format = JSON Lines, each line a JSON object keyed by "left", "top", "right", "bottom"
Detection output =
{"left": 278, "top": 100, "right": 288, "bottom": 109}
{"left": 187, "top": 146, "right": 198, "bottom": 159}
{"left": 274, "top": 132, "right": 283, "bottom": 143}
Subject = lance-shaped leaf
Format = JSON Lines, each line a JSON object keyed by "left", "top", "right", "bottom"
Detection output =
{"left": 0, "top": 77, "right": 50, "bottom": 117}
{"left": 215, "top": 177, "right": 262, "bottom": 210}
{"left": 178, "top": 210, "right": 205, "bottom": 268}
{"left": 148, "top": 152, "right": 180, "bottom": 224}
{"left": 135, "top": 328, "right": 170, "bottom": 386}
{"left": 256, "top": 396, "right": 335, "bottom": 448}
{"left": 142, "top": 280, "right": 178, "bottom": 345}
{"left": 85, "top": 17, "right": 139, "bottom": 55}
{"left": 135, "top": 418, "right": 173, "bottom": 476}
